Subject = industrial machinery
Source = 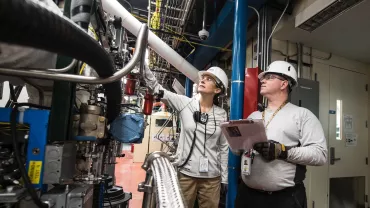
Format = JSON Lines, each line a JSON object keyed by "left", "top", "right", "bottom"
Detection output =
{"left": 0, "top": 0, "right": 191, "bottom": 207}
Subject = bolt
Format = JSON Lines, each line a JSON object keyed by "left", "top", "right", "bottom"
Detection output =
{"left": 32, "top": 148, "right": 40, "bottom": 155}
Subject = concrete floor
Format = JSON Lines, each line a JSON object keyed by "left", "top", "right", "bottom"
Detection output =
{"left": 115, "top": 150, "right": 145, "bottom": 208}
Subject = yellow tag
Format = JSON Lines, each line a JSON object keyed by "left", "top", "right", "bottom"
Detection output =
{"left": 28, "top": 161, "right": 42, "bottom": 184}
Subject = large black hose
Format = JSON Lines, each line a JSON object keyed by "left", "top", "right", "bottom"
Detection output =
{"left": 0, "top": 0, "right": 121, "bottom": 122}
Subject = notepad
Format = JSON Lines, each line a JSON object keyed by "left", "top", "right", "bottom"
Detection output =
{"left": 220, "top": 119, "right": 267, "bottom": 151}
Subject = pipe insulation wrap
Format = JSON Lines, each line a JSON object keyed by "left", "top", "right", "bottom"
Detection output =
{"left": 70, "top": 0, "right": 93, "bottom": 30}
{"left": 102, "top": 0, "right": 199, "bottom": 83}
{"left": 151, "top": 157, "right": 185, "bottom": 208}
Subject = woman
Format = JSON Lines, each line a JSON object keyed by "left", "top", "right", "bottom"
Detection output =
{"left": 143, "top": 64, "right": 229, "bottom": 208}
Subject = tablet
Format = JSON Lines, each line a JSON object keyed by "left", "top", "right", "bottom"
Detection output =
{"left": 220, "top": 119, "right": 268, "bottom": 151}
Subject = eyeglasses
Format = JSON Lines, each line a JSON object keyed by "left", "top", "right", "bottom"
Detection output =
{"left": 260, "top": 74, "right": 286, "bottom": 81}
{"left": 200, "top": 75, "right": 216, "bottom": 83}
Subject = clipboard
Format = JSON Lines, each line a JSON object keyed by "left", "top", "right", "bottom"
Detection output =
{"left": 220, "top": 119, "right": 267, "bottom": 151}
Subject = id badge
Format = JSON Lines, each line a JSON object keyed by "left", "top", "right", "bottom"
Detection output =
{"left": 242, "top": 151, "right": 252, "bottom": 176}
{"left": 199, "top": 156, "right": 209, "bottom": 173}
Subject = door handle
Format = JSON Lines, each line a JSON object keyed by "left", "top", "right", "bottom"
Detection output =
{"left": 330, "top": 147, "right": 341, "bottom": 165}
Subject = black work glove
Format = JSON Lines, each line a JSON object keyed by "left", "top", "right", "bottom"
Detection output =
{"left": 221, "top": 183, "right": 228, "bottom": 195}
{"left": 253, "top": 140, "right": 288, "bottom": 162}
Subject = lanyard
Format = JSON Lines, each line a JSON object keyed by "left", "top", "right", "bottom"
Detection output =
{"left": 262, "top": 101, "right": 288, "bottom": 129}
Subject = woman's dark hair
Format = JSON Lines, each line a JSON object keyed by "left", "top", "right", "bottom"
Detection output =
{"left": 213, "top": 93, "right": 220, "bottom": 106}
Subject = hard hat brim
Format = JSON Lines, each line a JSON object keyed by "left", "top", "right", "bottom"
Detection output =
{"left": 198, "top": 71, "right": 226, "bottom": 92}
{"left": 258, "top": 71, "right": 267, "bottom": 80}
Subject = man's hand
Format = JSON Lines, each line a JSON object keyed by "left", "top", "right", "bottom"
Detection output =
{"left": 253, "top": 140, "right": 288, "bottom": 161}
{"left": 221, "top": 183, "right": 228, "bottom": 195}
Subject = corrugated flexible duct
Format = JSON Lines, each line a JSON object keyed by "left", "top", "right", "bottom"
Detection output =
{"left": 103, "top": 0, "right": 200, "bottom": 83}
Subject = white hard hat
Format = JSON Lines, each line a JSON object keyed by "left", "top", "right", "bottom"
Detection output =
{"left": 198, "top": 66, "right": 228, "bottom": 94}
{"left": 258, "top": 61, "right": 298, "bottom": 87}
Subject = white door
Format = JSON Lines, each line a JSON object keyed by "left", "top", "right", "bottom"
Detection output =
{"left": 328, "top": 66, "right": 368, "bottom": 208}
{"left": 328, "top": 66, "right": 368, "bottom": 178}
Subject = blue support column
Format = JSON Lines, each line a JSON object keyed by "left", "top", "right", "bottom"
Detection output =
{"left": 226, "top": 0, "right": 248, "bottom": 207}
{"left": 185, "top": 78, "right": 193, "bottom": 98}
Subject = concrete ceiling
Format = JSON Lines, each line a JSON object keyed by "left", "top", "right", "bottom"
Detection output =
{"left": 273, "top": 0, "right": 370, "bottom": 63}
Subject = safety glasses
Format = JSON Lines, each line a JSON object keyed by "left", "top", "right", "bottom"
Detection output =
{"left": 200, "top": 75, "right": 217, "bottom": 84}
{"left": 260, "top": 74, "right": 286, "bottom": 82}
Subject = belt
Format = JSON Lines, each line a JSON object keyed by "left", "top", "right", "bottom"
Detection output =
{"left": 247, "top": 183, "right": 303, "bottom": 195}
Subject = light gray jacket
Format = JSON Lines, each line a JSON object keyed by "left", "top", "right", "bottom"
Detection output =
{"left": 144, "top": 67, "right": 229, "bottom": 183}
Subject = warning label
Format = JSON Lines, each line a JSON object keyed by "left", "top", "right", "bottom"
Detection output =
{"left": 28, "top": 161, "right": 42, "bottom": 184}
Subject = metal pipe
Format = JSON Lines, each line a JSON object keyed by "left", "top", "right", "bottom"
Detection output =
{"left": 0, "top": 24, "right": 148, "bottom": 84}
{"left": 103, "top": 0, "right": 199, "bottom": 83}
{"left": 227, "top": 0, "right": 248, "bottom": 207}
{"left": 248, "top": 6, "right": 260, "bottom": 67}
{"left": 261, "top": 7, "right": 267, "bottom": 71}
{"left": 266, "top": 0, "right": 290, "bottom": 67}
{"left": 46, "top": 59, "right": 77, "bottom": 72}
{"left": 202, "top": 0, "right": 207, "bottom": 30}
{"left": 139, "top": 151, "right": 184, "bottom": 208}
{"left": 297, "top": 42, "right": 302, "bottom": 78}
{"left": 0, "top": 59, "right": 77, "bottom": 73}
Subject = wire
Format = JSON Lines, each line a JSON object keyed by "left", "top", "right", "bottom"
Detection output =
{"left": 79, "top": 63, "right": 87, "bottom": 75}
{"left": 11, "top": 103, "right": 50, "bottom": 208}
{"left": 266, "top": 0, "right": 290, "bottom": 66}
{"left": 8, "top": 83, "right": 17, "bottom": 108}
{"left": 165, "top": 26, "right": 195, "bottom": 58}
{"left": 132, "top": 14, "right": 147, "bottom": 22}
{"left": 88, "top": 26, "right": 99, "bottom": 41}
{"left": 173, "top": 37, "right": 231, "bottom": 52}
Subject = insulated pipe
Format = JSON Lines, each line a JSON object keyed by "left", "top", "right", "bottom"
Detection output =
{"left": 102, "top": 0, "right": 199, "bottom": 83}
{"left": 227, "top": 0, "right": 248, "bottom": 207}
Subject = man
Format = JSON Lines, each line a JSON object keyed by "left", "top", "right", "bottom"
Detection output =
{"left": 234, "top": 61, "right": 327, "bottom": 208}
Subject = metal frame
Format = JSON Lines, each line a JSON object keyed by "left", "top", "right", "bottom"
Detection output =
{"left": 148, "top": 0, "right": 195, "bottom": 86}
{"left": 0, "top": 107, "right": 50, "bottom": 189}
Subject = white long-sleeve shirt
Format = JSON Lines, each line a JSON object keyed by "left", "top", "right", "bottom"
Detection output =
{"left": 144, "top": 67, "right": 229, "bottom": 183}
{"left": 241, "top": 102, "right": 327, "bottom": 191}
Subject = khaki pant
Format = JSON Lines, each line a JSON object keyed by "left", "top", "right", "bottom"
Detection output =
{"left": 178, "top": 172, "right": 221, "bottom": 208}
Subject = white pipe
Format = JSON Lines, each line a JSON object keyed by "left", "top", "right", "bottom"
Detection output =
{"left": 103, "top": 0, "right": 200, "bottom": 83}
